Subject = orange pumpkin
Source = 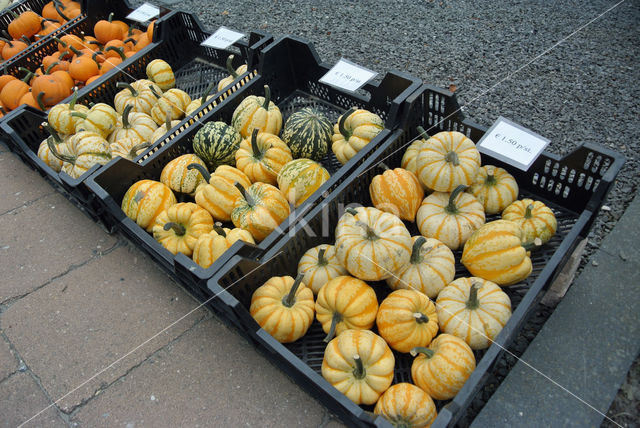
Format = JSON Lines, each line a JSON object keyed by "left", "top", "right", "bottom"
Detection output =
{"left": 369, "top": 164, "right": 424, "bottom": 222}
{"left": 374, "top": 383, "right": 437, "bottom": 428}
{"left": 8, "top": 10, "right": 42, "bottom": 40}
{"left": 94, "top": 13, "right": 125, "bottom": 44}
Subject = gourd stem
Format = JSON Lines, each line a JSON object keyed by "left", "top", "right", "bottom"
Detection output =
{"left": 338, "top": 107, "right": 356, "bottom": 140}
{"left": 123, "top": 37, "right": 137, "bottom": 46}
{"left": 413, "top": 312, "right": 429, "bottom": 324}
{"left": 525, "top": 204, "right": 534, "bottom": 219}
{"left": 128, "top": 142, "right": 151, "bottom": 158}
{"left": 92, "top": 51, "right": 103, "bottom": 63}
{"left": 54, "top": 1, "right": 70, "bottom": 21}
{"left": 323, "top": 312, "right": 342, "bottom": 343}
{"left": 213, "top": 224, "right": 227, "bottom": 237}
{"left": 282, "top": 274, "right": 305, "bottom": 308}
{"left": 36, "top": 92, "right": 46, "bottom": 110}
{"left": 52, "top": 36, "right": 66, "bottom": 47}
{"left": 378, "top": 162, "right": 390, "bottom": 171}
{"left": 200, "top": 81, "right": 217, "bottom": 104}
{"left": 107, "top": 12, "right": 114, "bottom": 22}
{"left": 225, "top": 54, "right": 238, "bottom": 78}
{"left": 522, "top": 238, "right": 542, "bottom": 251}
{"left": 234, "top": 182, "right": 255, "bottom": 206}
{"left": 466, "top": 282, "right": 482, "bottom": 310}
{"left": 445, "top": 150, "right": 460, "bottom": 166}
{"left": 356, "top": 220, "right": 379, "bottom": 241}
{"left": 20, "top": 35, "right": 31, "bottom": 44}
{"left": 122, "top": 104, "right": 133, "bottom": 129}
{"left": 410, "top": 347, "right": 435, "bottom": 359}
{"left": 186, "top": 163, "right": 211, "bottom": 183}
{"left": 58, "top": 50, "right": 70, "bottom": 59}
{"left": 18, "top": 68, "right": 34, "bottom": 82}
{"left": 46, "top": 132, "right": 75, "bottom": 164}
{"left": 317, "top": 248, "right": 328, "bottom": 266}
{"left": 485, "top": 172, "right": 497, "bottom": 186}
{"left": 163, "top": 221, "right": 186, "bottom": 236}
{"left": 416, "top": 126, "right": 429, "bottom": 139}
{"left": 250, "top": 128, "right": 263, "bottom": 158}
{"left": 164, "top": 111, "right": 172, "bottom": 131}
{"left": 42, "top": 122, "right": 62, "bottom": 144}
{"left": 410, "top": 236, "right": 427, "bottom": 264}
{"left": 345, "top": 207, "right": 359, "bottom": 216}
{"left": 70, "top": 111, "right": 87, "bottom": 119}
{"left": 149, "top": 85, "right": 161, "bottom": 99}
{"left": 105, "top": 46, "right": 127, "bottom": 61}
{"left": 116, "top": 81, "right": 138, "bottom": 97}
{"left": 352, "top": 354, "right": 366, "bottom": 380}
{"left": 68, "top": 87, "right": 78, "bottom": 110}
{"left": 445, "top": 185, "right": 467, "bottom": 214}
{"left": 69, "top": 45, "right": 83, "bottom": 57}
{"left": 8, "top": 10, "right": 19, "bottom": 19}
{"left": 45, "top": 62, "right": 59, "bottom": 74}
{"left": 262, "top": 85, "right": 271, "bottom": 110}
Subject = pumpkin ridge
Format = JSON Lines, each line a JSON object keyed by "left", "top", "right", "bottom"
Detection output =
{"left": 438, "top": 306, "right": 466, "bottom": 329}
{"left": 476, "top": 305, "right": 509, "bottom": 325}
{"left": 464, "top": 246, "right": 523, "bottom": 264}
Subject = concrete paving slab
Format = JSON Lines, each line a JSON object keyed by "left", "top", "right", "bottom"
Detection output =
{"left": 0, "top": 336, "right": 18, "bottom": 381}
{"left": 472, "top": 199, "right": 640, "bottom": 427}
{"left": 0, "top": 140, "right": 8, "bottom": 152}
{"left": 2, "top": 246, "right": 208, "bottom": 412}
{"left": 72, "top": 318, "right": 329, "bottom": 427}
{"left": 0, "top": 151, "right": 55, "bottom": 215}
{"left": 599, "top": 196, "right": 640, "bottom": 265}
{"left": 0, "top": 373, "right": 66, "bottom": 428}
{"left": 0, "top": 193, "right": 117, "bottom": 303}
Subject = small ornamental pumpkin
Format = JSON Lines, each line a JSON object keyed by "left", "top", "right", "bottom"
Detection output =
{"left": 369, "top": 164, "right": 424, "bottom": 222}
{"left": 461, "top": 219, "right": 537, "bottom": 286}
{"left": 250, "top": 274, "right": 315, "bottom": 343}
{"left": 94, "top": 12, "right": 125, "bottom": 44}
{"left": 436, "top": 277, "right": 512, "bottom": 350}
{"left": 192, "top": 224, "right": 255, "bottom": 268}
{"left": 0, "top": 71, "right": 32, "bottom": 110}
{"left": 47, "top": 90, "right": 89, "bottom": 135}
{"left": 277, "top": 158, "right": 329, "bottom": 207}
{"left": 160, "top": 154, "right": 207, "bottom": 196}
{"left": 150, "top": 87, "right": 191, "bottom": 125}
{"left": 235, "top": 129, "right": 293, "bottom": 185}
{"left": 152, "top": 202, "right": 214, "bottom": 257}
{"left": 401, "top": 129, "right": 428, "bottom": 176}
{"left": 150, "top": 111, "right": 181, "bottom": 143}
{"left": 386, "top": 236, "right": 455, "bottom": 299}
{"left": 410, "top": 334, "right": 476, "bottom": 401}
{"left": 217, "top": 54, "right": 248, "bottom": 92}
{"left": 376, "top": 289, "right": 439, "bottom": 353}
{"left": 47, "top": 130, "right": 111, "bottom": 179}
{"left": 231, "top": 85, "right": 282, "bottom": 138}
{"left": 72, "top": 102, "right": 118, "bottom": 138}
{"left": 192, "top": 121, "right": 242, "bottom": 170}
{"left": 107, "top": 105, "right": 157, "bottom": 144}
{"left": 146, "top": 59, "right": 175, "bottom": 90}
{"left": 502, "top": 199, "right": 557, "bottom": 245}
{"left": 297, "top": 244, "right": 348, "bottom": 295}
{"left": 114, "top": 80, "right": 161, "bottom": 115}
{"left": 415, "top": 130, "right": 481, "bottom": 192}
{"left": 315, "top": 276, "right": 378, "bottom": 342}
{"left": 184, "top": 81, "right": 216, "bottom": 116}
{"left": 8, "top": 10, "right": 42, "bottom": 40}
{"left": 281, "top": 107, "right": 332, "bottom": 161}
{"left": 121, "top": 179, "right": 177, "bottom": 232}
{"left": 67, "top": 46, "right": 99, "bottom": 82}
{"left": 416, "top": 185, "right": 485, "bottom": 250}
{"left": 335, "top": 207, "right": 412, "bottom": 281}
{"left": 231, "top": 182, "right": 290, "bottom": 242}
{"left": 331, "top": 107, "right": 384, "bottom": 165}
{"left": 30, "top": 72, "right": 71, "bottom": 106}
{"left": 322, "top": 329, "right": 394, "bottom": 405}
{"left": 374, "top": 383, "right": 437, "bottom": 428}
{"left": 468, "top": 165, "right": 519, "bottom": 215}
{"left": 38, "top": 125, "right": 69, "bottom": 173}
{"left": 189, "top": 163, "right": 250, "bottom": 222}
{"left": 110, "top": 138, "right": 151, "bottom": 160}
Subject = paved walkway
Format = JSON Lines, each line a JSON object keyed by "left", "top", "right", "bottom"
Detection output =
{"left": 0, "top": 140, "right": 342, "bottom": 427}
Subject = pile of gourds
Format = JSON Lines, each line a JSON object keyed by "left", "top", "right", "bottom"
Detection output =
{"left": 0, "top": 10, "right": 156, "bottom": 116}
{"left": 247, "top": 128, "right": 558, "bottom": 426}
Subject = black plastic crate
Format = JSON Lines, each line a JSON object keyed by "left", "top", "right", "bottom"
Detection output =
{"left": 206, "top": 84, "right": 624, "bottom": 427}
{"left": 0, "top": 11, "right": 272, "bottom": 232}
{"left": 85, "top": 35, "right": 421, "bottom": 299}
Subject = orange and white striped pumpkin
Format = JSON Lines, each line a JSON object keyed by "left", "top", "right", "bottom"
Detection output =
{"left": 416, "top": 185, "right": 485, "bottom": 250}
{"left": 150, "top": 88, "right": 191, "bottom": 125}
{"left": 410, "top": 333, "right": 476, "bottom": 401}
{"left": 121, "top": 180, "right": 177, "bottom": 232}
{"left": 468, "top": 165, "right": 518, "bottom": 215}
{"left": 374, "top": 383, "right": 437, "bottom": 428}
{"left": 192, "top": 164, "right": 251, "bottom": 222}
{"left": 436, "top": 277, "right": 512, "bottom": 350}
{"left": 297, "top": 244, "right": 348, "bottom": 295}
{"left": 415, "top": 131, "right": 480, "bottom": 192}
{"left": 231, "top": 85, "right": 282, "bottom": 138}
{"left": 113, "top": 80, "right": 161, "bottom": 115}
{"left": 152, "top": 202, "right": 214, "bottom": 257}
{"left": 376, "top": 289, "right": 439, "bottom": 353}
{"left": 231, "top": 182, "right": 290, "bottom": 242}
{"left": 192, "top": 225, "right": 255, "bottom": 268}
{"left": 160, "top": 154, "right": 208, "bottom": 196}
{"left": 146, "top": 59, "right": 175, "bottom": 90}
{"left": 369, "top": 165, "right": 424, "bottom": 222}
{"left": 107, "top": 105, "right": 157, "bottom": 145}
{"left": 502, "top": 199, "right": 557, "bottom": 244}
{"left": 331, "top": 107, "right": 384, "bottom": 165}
{"left": 335, "top": 207, "right": 412, "bottom": 281}
{"left": 461, "top": 219, "right": 534, "bottom": 286}
{"left": 386, "top": 236, "right": 455, "bottom": 299}
{"left": 235, "top": 129, "right": 293, "bottom": 185}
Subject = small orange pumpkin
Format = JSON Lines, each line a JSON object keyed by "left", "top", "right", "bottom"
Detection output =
{"left": 369, "top": 163, "right": 424, "bottom": 222}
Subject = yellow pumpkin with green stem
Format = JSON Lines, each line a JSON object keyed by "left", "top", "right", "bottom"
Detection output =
{"left": 217, "top": 54, "right": 248, "bottom": 92}
{"left": 160, "top": 154, "right": 207, "bottom": 196}
{"left": 277, "top": 158, "right": 330, "bottom": 207}
{"left": 331, "top": 107, "right": 384, "bottom": 165}
{"left": 502, "top": 198, "right": 557, "bottom": 244}
{"left": 72, "top": 103, "right": 118, "bottom": 138}
{"left": 315, "top": 275, "right": 378, "bottom": 343}
{"left": 121, "top": 179, "right": 177, "bottom": 232}
{"left": 231, "top": 85, "right": 282, "bottom": 138}
{"left": 250, "top": 274, "right": 315, "bottom": 343}
{"left": 150, "top": 111, "right": 181, "bottom": 144}
{"left": 297, "top": 244, "right": 348, "bottom": 295}
{"left": 47, "top": 89, "right": 88, "bottom": 135}
{"left": 149, "top": 87, "right": 191, "bottom": 125}
{"left": 107, "top": 105, "right": 157, "bottom": 145}
{"left": 235, "top": 129, "right": 293, "bottom": 185}
{"left": 322, "top": 329, "right": 394, "bottom": 405}
{"left": 38, "top": 124, "right": 70, "bottom": 172}
{"left": 114, "top": 80, "right": 161, "bottom": 115}
{"left": 335, "top": 206, "right": 412, "bottom": 281}
{"left": 376, "top": 289, "right": 439, "bottom": 353}
{"left": 436, "top": 277, "right": 512, "bottom": 350}
{"left": 369, "top": 163, "right": 424, "bottom": 222}
{"left": 468, "top": 165, "right": 519, "bottom": 214}
{"left": 231, "top": 182, "right": 290, "bottom": 242}
{"left": 47, "top": 130, "right": 112, "bottom": 179}
{"left": 410, "top": 333, "right": 476, "bottom": 401}
{"left": 152, "top": 202, "right": 213, "bottom": 256}
{"left": 400, "top": 128, "right": 427, "bottom": 176}
{"left": 146, "top": 59, "right": 175, "bottom": 90}
{"left": 416, "top": 184, "right": 485, "bottom": 250}
{"left": 192, "top": 224, "right": 255, "bottom": 268}
{"left": 374, "top": 383, "right": 437, "bottom": 428}
{"left": 386, "top": 236, "right": 455, "bottom": 299}
{"left": 185, "top": 81, "right": 217, "bottom": 115}
{"left": 190, "top": 163, "right": 251, "bottom": 222}
{"left": 110, "top": 138, "right": 151, "bottom": 160}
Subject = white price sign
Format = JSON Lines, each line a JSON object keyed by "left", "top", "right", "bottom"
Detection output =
{"left": 477, "top": 117, "right": 550, "bottom": 171}
{"left": 126, "top": 2, "right": 159, "bottom": 23}
{"left": 201, "top": 27, "right": 245, "bottom": 50}
{"left": 319, "top": 58, "right": 377, "bottom": 93}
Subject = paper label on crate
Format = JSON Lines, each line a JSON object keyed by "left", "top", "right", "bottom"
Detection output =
{"left": 126, "top": 3, "right": 160, "bottom": 23}
{"left": 319, "top": 58, "right": 377, "bottom": 92}
{"left": 201, "top": 27, "right": 245, "bottom": 50}
{"left": 476, "top": 117, "right": 550, "bottom": 171}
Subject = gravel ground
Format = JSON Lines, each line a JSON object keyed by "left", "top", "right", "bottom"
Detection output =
{"left": 146, "top": 0, "right": 640, "bottom": 424}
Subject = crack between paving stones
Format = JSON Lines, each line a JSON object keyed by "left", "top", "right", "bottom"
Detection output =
{"left": 0, "top": 240, "right": 123, "bottom": 307}
{"left": 316, "top": 409, "right": 332, "bottom": 428}
{"left": 0, "top": 191, "right": 58, "bottom": 217}
{"left": 65, "top": 312, "right": 211, "bottom": 417}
